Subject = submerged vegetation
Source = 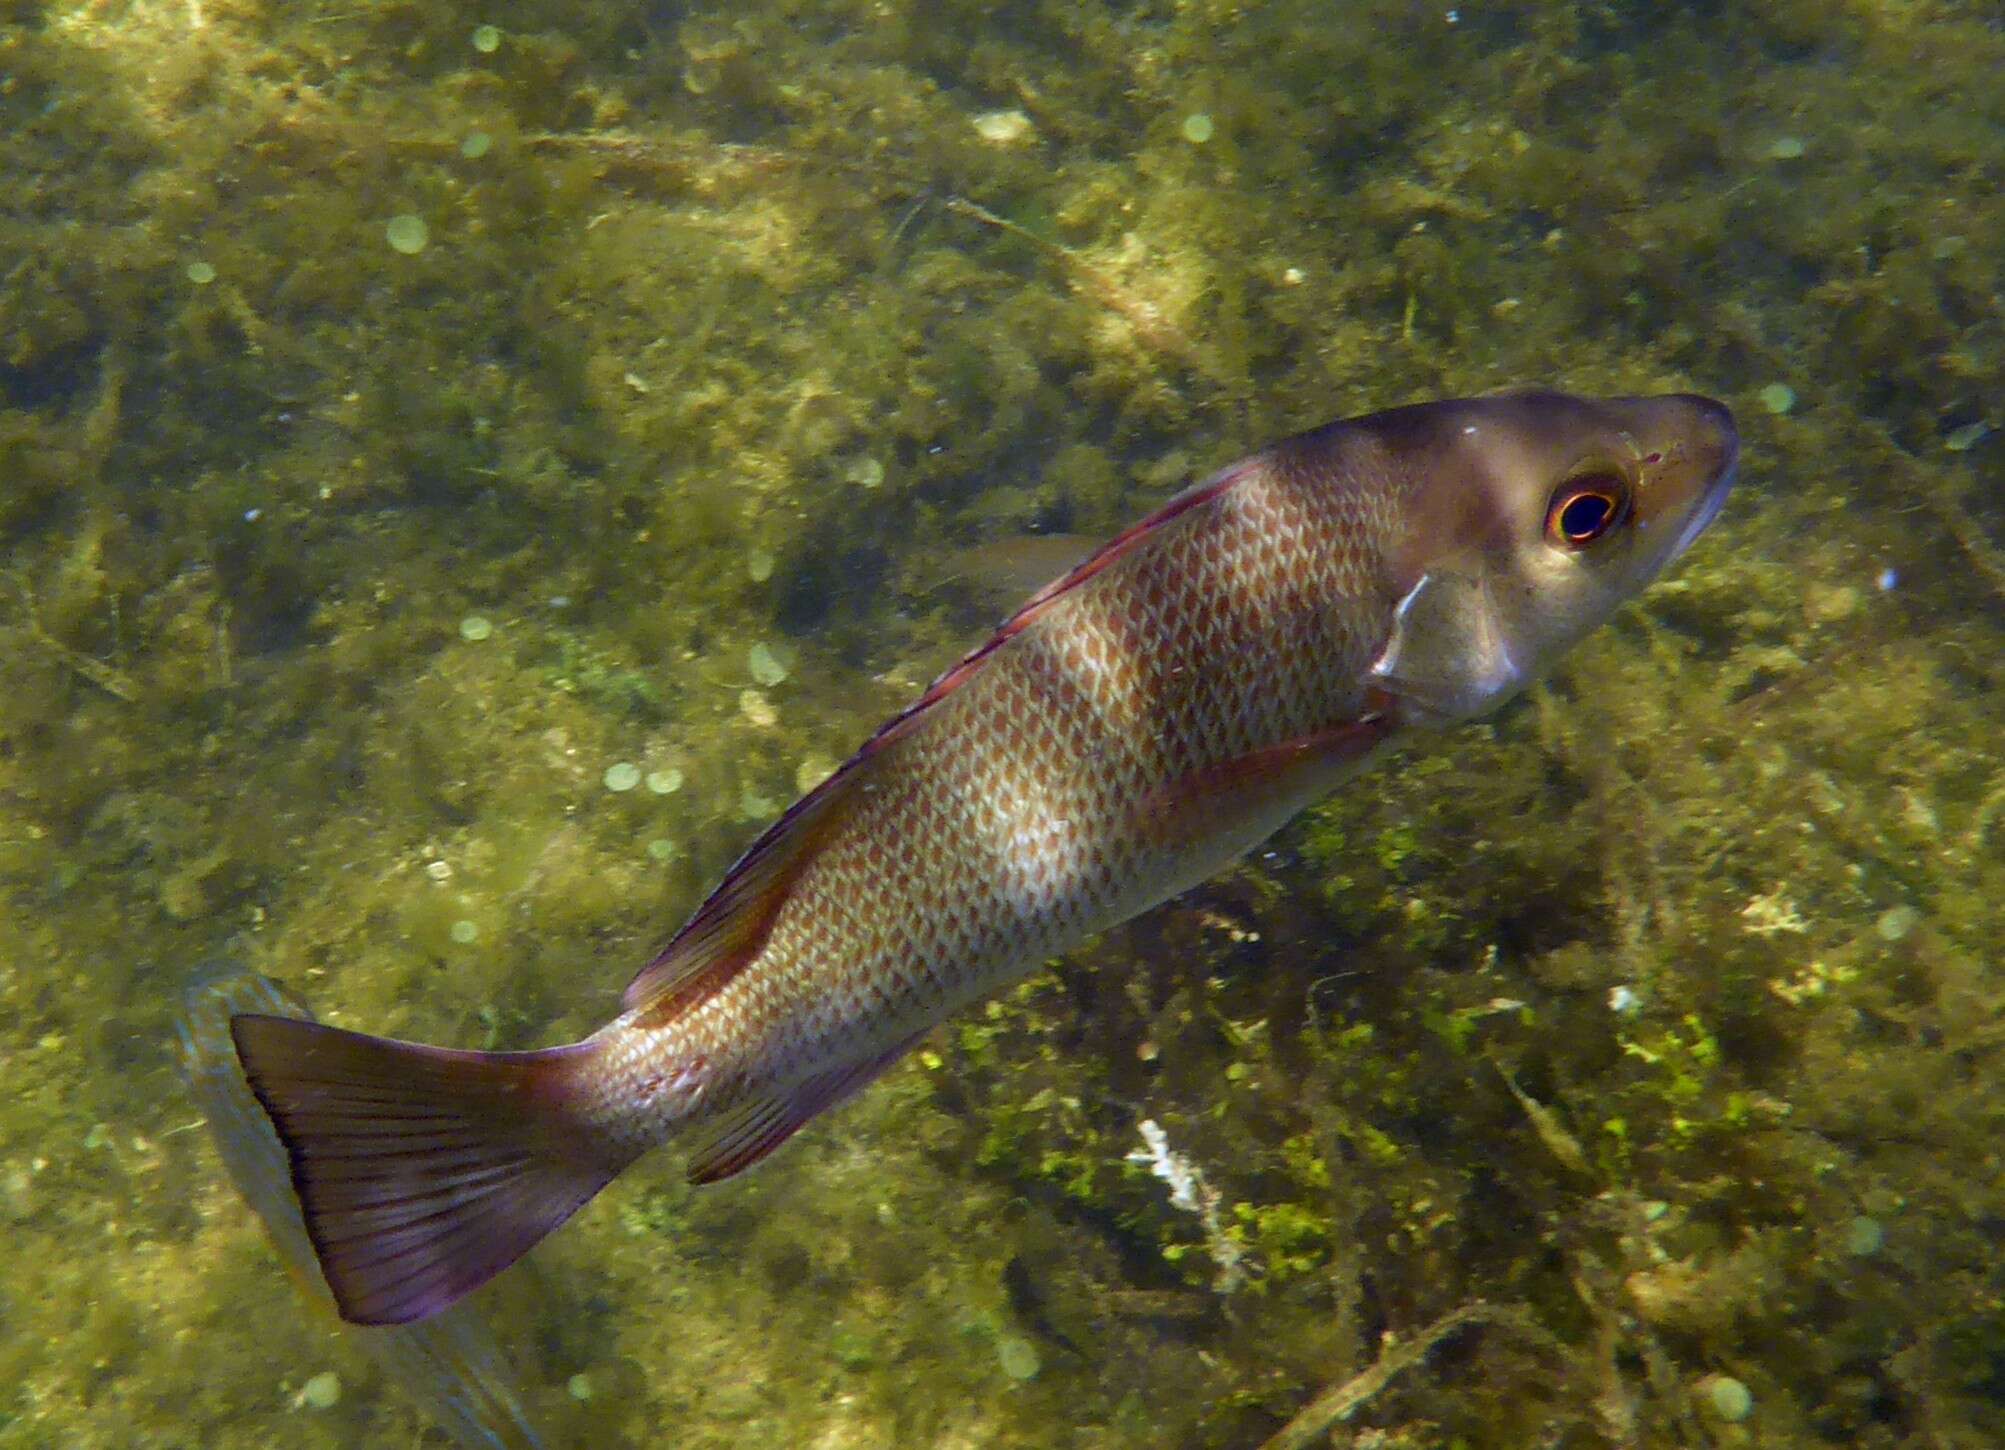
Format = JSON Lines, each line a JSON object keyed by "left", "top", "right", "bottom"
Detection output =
{"left": 0, "top": 0, "right": 2002, "bottom": 1445}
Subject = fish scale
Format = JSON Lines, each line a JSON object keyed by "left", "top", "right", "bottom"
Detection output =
{"left": 636, "top": 459, "right": 1388, "bottom": 1109}
{"left": 231, "top": 389, "right": 1737, "bottom": 1324}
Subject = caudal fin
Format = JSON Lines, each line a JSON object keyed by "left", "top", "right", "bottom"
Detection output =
{"left": 230, "top": 1014, "right": 636, "bottom": 1326}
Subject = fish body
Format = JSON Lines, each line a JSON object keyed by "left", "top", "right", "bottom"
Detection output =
{"left": 233, "top": 389, "right": 1737, "bottom": 1324}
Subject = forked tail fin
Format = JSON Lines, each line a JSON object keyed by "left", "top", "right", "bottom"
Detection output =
{"left": 230, "top": 1014, "right": 638, "bottom": 1326}
{"left": 181, "top": 967, "right": 546, "bottom": 1448}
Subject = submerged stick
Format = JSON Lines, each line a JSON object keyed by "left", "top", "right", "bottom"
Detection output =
{"left": 1258, "top": 1301, "right": 1564, "bottom": 1450}
{"left": 8, "top": 575, "right": 138, "bottom": 702}
{"left": 944, "top": 196, "right": 1202, "bottom": 366}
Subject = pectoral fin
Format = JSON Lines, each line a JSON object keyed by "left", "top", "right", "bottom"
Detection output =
{"left": 1135, "top": 719, "right": 1392, "bottom": 850}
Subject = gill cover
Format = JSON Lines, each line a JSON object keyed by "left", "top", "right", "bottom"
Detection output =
{"left": 1359, "top": 390, "right": 1738, "bottom": 728}
{"left": 1368, "top": 570, "right": 1524, "bottom": 722}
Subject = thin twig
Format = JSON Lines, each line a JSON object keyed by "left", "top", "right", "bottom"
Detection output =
{"left": 1257, "top": 1301, "right": 1565, "bottom": 1450}
{"left": 8, "top": 577, "right": 138, "bottom": 702}
{"left": 944, "top": 196, "right": 1202, "bottom": 365}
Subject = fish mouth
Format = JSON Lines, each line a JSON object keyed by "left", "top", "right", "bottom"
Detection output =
{"left": 1669, "top": 456, "right": 1735, "bottom": 562}
{"left": 1666, "top": 401, "right": 1739, "bottom": 564}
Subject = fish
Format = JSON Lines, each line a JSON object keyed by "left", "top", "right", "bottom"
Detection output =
{"left": 232, "top": 388, "right": 1738, "bottom": 1326}
{"left": 176, "top": 965, "right": 545, "bottom": 1448}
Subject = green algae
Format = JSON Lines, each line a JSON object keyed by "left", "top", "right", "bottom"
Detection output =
{"left": 1, "top": 0, "right": 2003, "bottom": 1447}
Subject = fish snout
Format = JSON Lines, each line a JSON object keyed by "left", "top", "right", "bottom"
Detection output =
{"left": 1684, "top": 392, "right": 1741, "bottom": 487}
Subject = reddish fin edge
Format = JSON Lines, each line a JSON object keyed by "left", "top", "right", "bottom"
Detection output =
{"left": 623, "top": 781, "right": 846, "bottom": 1022}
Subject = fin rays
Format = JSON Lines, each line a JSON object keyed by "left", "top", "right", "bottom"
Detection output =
{"left": 231, "top": 1013, "right": 637, "bottom": 1325}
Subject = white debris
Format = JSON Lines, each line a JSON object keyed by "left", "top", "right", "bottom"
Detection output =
{"left": 1128, "top": 1118, "right": 1247, "bottom": 1291}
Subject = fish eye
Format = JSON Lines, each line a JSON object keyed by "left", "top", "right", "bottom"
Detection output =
{"left": 1546, "top": 472, "right": 1629, "bottom": 548}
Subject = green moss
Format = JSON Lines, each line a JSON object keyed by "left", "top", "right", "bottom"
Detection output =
{"left": 1227, "top": 1199, "right": 1333, "bottom": 1283}
{"left": 540, "top": 631, "right": 670, "bottom": 722}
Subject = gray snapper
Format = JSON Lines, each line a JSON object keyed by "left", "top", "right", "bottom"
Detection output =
{"left": 233, "top": 388, "right": 1739, "bottom": 1324}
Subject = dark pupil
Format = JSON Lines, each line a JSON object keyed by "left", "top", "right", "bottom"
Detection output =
{"left": 1559, "top": 492, "right": 1614, "bottom": 541}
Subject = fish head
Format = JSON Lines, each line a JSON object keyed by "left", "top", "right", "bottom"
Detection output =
{"left": 1365, "top": 389, "right": 1739, "bottom": 728}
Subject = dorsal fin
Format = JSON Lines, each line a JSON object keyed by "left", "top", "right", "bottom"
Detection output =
{"left": 863, "top": 454, "right": 1261, "bottom": 757}
{"left": 625, "top": 455, "right": 1265, "bottom": 1023}
{"left": 622, "top": 779, "right": 849, "bottom": 1019}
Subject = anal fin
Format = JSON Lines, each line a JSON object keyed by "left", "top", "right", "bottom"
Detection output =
{"left": 685, "top": 1033, "right": 925, "bottom": 1185}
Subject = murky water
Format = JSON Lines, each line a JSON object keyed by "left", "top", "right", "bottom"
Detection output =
{"left": 2, "top": 3, "right": 2001, "bottom": 1445}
